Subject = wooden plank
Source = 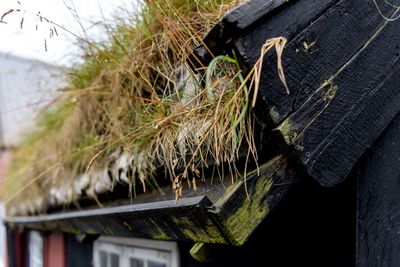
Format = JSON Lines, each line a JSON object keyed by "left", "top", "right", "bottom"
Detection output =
{"left": 6, "top": 156, "right": 297, "bottom": 246}
{"left": 276, "top": 13, "right": 400, "bottom": 186}
{"left": 356, "top": 113, "right": 400, "bottom": 267}
{"left": 224, "top": 0, "right": 287, "bottom": 29}
{"left": 235, "top": 0, "right": 335, "bottom": 66}
{"left": 238, "top": 0, "right": 394, "bottom": 123}
{"left": 6, "top": 196, "right": 229, "bottom": 244}
{"left": 190, "top": 242, "right": 210, "bottom": 263}
{"left": 210, "top": 155, "right": 297, "bottom": 246}
{"left": 191, "top": 0, "right": 333, "bottom": 68}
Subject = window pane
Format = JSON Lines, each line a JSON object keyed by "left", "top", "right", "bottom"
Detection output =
{"left": 99, "top": 251, "right": 108, "bottom": 267}
{"left": 130, "top": 258, "right": 144, "bottom": 267}
{"left": 147, "top": 261, "right": 167, "bottom": 267}
{"left": 110, "top": 253, "right": 120, "bottom": 267}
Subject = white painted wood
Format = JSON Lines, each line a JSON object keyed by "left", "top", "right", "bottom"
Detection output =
{"left": 28, "top": 231, "right": 44, "bottom": 267}
{"left": 93, "top": 236, "right": 179, "bottom": 267}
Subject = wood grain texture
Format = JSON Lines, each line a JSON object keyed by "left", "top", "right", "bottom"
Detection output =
{"left": 7, "top": 196, "right": 229, "bottom": 244}
{"left": 195, "top": 0, "right": 400, "bottom": 187}
{"left": 235, "top": 0, "right": 335, "bottom": 67}
{"left": 190, "top": 0, "right": 292, "bottom": 68}
{"left": 224, "top": 0, "right": 286, "bottom": 29}
{"left": 278, "top": 12, "right": 400, "bottom": 186}
{"left": 6, "top": 155, "right": 296, "bottom": 246}
{"left": 356, "top": 113, "right": 400, "bottom": 267}
{"left": 239, "top": 0, "right": 394, "bottom": 123}
{"left": 210, "top": 155, "right": 296, "bottom": 246}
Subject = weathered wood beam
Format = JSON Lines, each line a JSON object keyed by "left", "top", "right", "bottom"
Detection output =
{"left": 235, "top": 0, "right": 400, "bottom": 186}
{"left": 190, "top": 242, "right": 210, "bottom": 263}
{"left": 235, "top": 0, "right": 336, "bottom": 69}
{"left": 238, "top": 0, "right": 393, "bottom": 123}
{"left": 191, "top": 0, "right": 295, "bottom": 67}
{"left": 193, "top": 0, "right": 338, "bottom": 68}
{"left": 276, "top": 8, "right": 400, "bottom": 186}
{"left": 209, "top": 155, "right": 296, "bottom": 246}
{"left": 5, "top": 155, "right": 296, "bottom": 247}
{"left": 6, "top": 196, "right": 228, "bottom": 244}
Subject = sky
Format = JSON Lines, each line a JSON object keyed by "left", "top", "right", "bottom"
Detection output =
{"left": 0, "top": 0, "right": 138, "bottom": 66}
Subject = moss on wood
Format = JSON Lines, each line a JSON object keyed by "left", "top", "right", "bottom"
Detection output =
{"left": 212, "top": 155, "right": 296, "bottom": 246}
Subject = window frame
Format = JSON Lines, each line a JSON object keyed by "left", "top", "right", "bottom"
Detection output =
{"left": 28, "top": 231, "right": 44, "bottom": 267}
{"left": 93, "top": 236, "right": 180, "bottom": 267}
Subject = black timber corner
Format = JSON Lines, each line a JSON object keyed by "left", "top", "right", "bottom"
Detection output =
{"left": 194, "top": 0, "right": 400, "bottom": 188}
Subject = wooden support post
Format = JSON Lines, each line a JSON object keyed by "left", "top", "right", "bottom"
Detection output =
{"left": 190, "top": 242, "right": 210, "bottom": 263}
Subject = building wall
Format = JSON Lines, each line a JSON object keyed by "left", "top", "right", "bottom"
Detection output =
{"left": 44, "top": 233, "right": 65, "bottom": 267}
{"left": 0, "top": 53, "right": 66, "bottom": 266}
{"left": 65, "top": 235, "right": 93, "bottom": 267}
{"left": 0, "top": 53, "right": 65, "bottom": 147}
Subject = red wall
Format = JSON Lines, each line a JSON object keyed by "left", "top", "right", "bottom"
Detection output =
{"left": 13, "top": 231, "right": 27, "bottom": 267}
{"left": 44, "top": 233, "right": 65, "bottom": 267}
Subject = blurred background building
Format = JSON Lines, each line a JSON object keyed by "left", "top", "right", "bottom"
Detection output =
{"left": 0, "top": 52, "right": 65, "bottom": 267}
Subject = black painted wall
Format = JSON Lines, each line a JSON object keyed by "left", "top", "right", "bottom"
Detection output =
{"left": 66, "top": 234, "right": 93, "bottom": 267}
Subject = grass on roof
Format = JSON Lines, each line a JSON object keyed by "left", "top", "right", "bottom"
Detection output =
{"left": 0, "top": 0, "right": 287, "bottom": 216}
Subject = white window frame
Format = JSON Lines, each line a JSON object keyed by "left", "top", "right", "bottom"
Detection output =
{"left": 28, "top": 231, "right": 44, "bottom": 267}
{"left": 93, "top": 236, "right": 180, "bottom": 267}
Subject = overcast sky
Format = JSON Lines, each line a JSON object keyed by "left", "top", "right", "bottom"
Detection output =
{"left": 0, "top": 0, "right": 137, "bottom": 66}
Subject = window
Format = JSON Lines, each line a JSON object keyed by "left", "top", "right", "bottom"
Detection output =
{"left": 93, "top": 237, "right": 179, "bottom": 267}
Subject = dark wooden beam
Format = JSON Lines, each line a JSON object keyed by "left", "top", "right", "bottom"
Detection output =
{"left": 238, "top": 0, "right": 393, "bottom": 123}
{"left": 276, "top": 8, "right": 400, "bottom": 186}
{"left": 356, "top": 113, "right": 400, "bottom": 266}
{"left": 235, "top": 0, "right": 336, "bottom": 69}
{"left": 191, "top": 0, "right": 293, "bottom": 67}
{"left": 235, "top": 0, "right": 400, "bottom": 186}
{"left": 6, "top": 196, "right": 228, "bottom": 244}
{"left": 209, "top": 155, "right": 296, "bottom": 246}
{"left": 224, "top": 0, "right": 288, "bottom": 30}
{"left": 5, "top": 155, "right": 296, "bottom": 247}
